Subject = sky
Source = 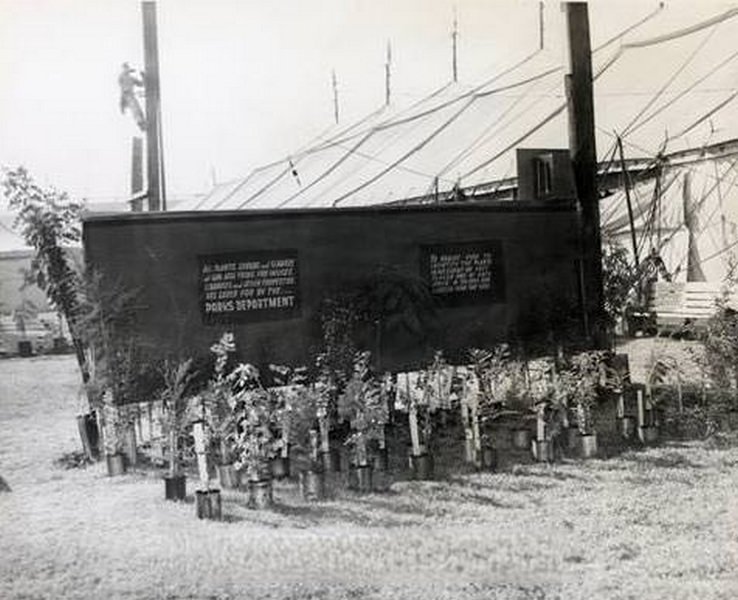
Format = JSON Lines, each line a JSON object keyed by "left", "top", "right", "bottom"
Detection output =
{"left": 1, "top": 0, "right": 736, "bottom": 207}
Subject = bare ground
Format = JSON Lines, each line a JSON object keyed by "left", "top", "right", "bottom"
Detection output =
{"left": 1, "top": 354, "right": 737, "bottom": 600}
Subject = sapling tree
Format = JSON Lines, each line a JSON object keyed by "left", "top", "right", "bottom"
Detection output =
{"left": 160, "top": 358, "right": 196, "bottom": 478}
{"left": 338, "top": 351, "right": 388, "bottom": 467}
{"left": 2, "top": 167, "right": 88, "bottom": 382}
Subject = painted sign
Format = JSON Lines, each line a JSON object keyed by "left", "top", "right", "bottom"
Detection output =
{"left": 199, "top": 250, "right": 300, "bottom": 323}
{"left": 420, "top": 240, "right": 505, "bottom": 306}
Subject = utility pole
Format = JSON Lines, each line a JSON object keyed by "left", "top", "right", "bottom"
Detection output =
{"left": 452, "top": 7, "right": 459, "bottom": 82}
{"left": 142, "top": 1, "right": 165, "bottom": 211}
{"left": 564, "top": 2, "right": 604, "bottom": 344}
{"left": 385, "top": 41, "right": 392, "bottom": 106}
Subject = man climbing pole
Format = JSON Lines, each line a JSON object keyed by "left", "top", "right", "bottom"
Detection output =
{"left": 118, "top": 62, "right": 146, "bottom": 131}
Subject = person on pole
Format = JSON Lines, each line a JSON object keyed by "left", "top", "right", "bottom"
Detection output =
{"left": 118, "top": 62, "right": 146, "bottom": 131}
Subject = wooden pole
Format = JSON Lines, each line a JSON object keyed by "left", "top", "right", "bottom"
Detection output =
{"left": 142, "top": 1, "right": 163, "bottom": 212}
{"left": 565, "top": 2, "right": 604, "bottom": 344}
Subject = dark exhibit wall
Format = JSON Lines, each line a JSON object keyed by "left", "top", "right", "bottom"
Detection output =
{"left": 83, "top": 202, "right": 581, "bottom": 370}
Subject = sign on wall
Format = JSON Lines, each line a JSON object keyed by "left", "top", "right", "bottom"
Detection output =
{"left": 199, "top": 250, "right": 300, "bottom": 324}
{"left": 420, "top": 240, "right": 505, "bottom": 306}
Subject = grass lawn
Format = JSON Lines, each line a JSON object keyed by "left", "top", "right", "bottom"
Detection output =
{"left": 1, "top": 354, "right": 737, "bottom": 600}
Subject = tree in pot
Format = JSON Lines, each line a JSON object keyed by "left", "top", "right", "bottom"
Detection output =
{"left": 338, "top": 350, "right": 388, "bottom": 492}
{"left": 397, "top": 368, "right": 434, "bottom": 480}
{"left": 566, "top": 350, "right": 607, "bottom": 458}
{"left": 230, "top": 363, "right": 283, "bottom": 509}
{"left": 160, "top": 358, "right": 196, "bottom": 501}
{"left": 269, "top": 364, "right": 309, "bottom": 479}
{"left": 468, "top": 346, "right": 515, "bottom": 468}
{"left": 289, "top": 384, "right": 327, "bottom": 501}
{"left": 199, "top": 333, "right": 240, "bottom": 490}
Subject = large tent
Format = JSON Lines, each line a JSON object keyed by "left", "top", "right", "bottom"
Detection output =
{"left": 172, "top": 5, "right": 738, "bottom": 287}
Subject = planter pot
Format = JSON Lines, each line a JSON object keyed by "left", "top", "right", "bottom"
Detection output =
{"left": 618, "top": 416, "right": 637, "bottom": 440}
{"left": 270, "top": 456, "right": 290, "bottom": 480}
{"left": 579, "top": 433, "right": 598, "bottom": 458}
{"left": 248, "top": 478, "right": 273, "bottom": 509}
{"left": 164, "top": 474, "right": 186, "bottom": 501}
{"left": 217, "top": 464, "right": 241, "bottom": 489}
{"left": 320, "top": 448, "right": 341, "bottom": 473}
{"left": 479, "top": 446, "right": 497, "bottom": 471}
{"left": 639, "top": 425, "right": 659, "bottom": 445}
{"left": 511, "top": 428, "right": 531, "bottom": 450}
{"left": 409, "top": 452, "right": 433, "bottom": 480}
{"left": 532, "top": 440, "right": 554, "bottom": 463}
{"left": 105, "top": 452, "right": 126, "bottom": 476}
{"left": 372, "top": 448, "right": 389, "bottom": 472}
{"left": 300, "top": 469, "right": 325, "bottom": 501}
{"left": 17, "top": 340, "right": 32, "bottom": 357}
{"left": 348, "top": 464, "right": 373, "bottom": 493}
{"left": 195, "top": 489, "right": 222, "bottom": 520}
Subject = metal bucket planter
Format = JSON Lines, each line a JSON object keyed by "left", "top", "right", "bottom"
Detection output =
{"left": 164, "top": 474, "right": 187, "bottom": 501}
{"left": 195, "top": 489, "right": 222, "bottom": 520}
{"left": 639, "top": 426, "right": 659, "bottom": 445}
{"left": 270, "top": 456, "right": 290, "bottom": 480}
{"left": 217, "top": 464, "right": 241, "bottom": 489}
{"left": 409, "top": 452, "right": 434, "bottom": 480}
{"left": 579, "top": 433, "right": 598, "bottom": 458}
{"left": 248, "top": 478, "right": 273, "bottom": 509}
{"left": 320, "top": 448, "right": 341, "bottom": 473}
{"left": 300, "top": 469, "right": 326, "bottom": 501}
{"left": 348, "top": 464, "right": 373, "bottom": 493}
{"left": 619, "top": 416, "right": 637, "bottom": 440}
{"left": 532, "top": 440, "right": 554, "bottom": 463}
{"left": 105, "top": 452, "right": 126, "bottom": 476}
{"left": 511, "top": 428, "right": 531, "bottom": 450}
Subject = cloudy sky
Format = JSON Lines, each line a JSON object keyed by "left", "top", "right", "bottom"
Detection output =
{"left": 0, "top": 0, "right": 734, "bottom": 206}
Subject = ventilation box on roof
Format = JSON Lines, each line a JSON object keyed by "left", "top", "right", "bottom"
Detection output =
{"left": 516, "top": 149, "right": 576, "bottom": 203}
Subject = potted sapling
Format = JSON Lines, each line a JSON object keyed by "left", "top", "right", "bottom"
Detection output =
{"left": 269, "top": 364, "right": 308, "bottom": 479}
{"left": 398, "top": 368, "right": 434, "bottom": 480}
{"left": 505, "top": 361, "right": 535, "bottom": 451}
{"left": 314, "top": 353, "right": 341, "bottom": 473}
{"left": 160, "top": 358, "right": 195, "bottom": 501}
{"left": 200, "top": 333, "right": 240, "bottom": 489}
{"left": 290, "top": 385, "right": 327, "bottom": 501}
{"left": 468, "top": 346, "right": 513, "bottom": 469}
{"left": 603, "top": 353, "right": 636, "bottom": 441}
{"left": 338, "top": 351, "right": 388, "bottom": 493}
{"left": 568, "top": 350, "right": 606, "bottom": 458}
{"left": 231, "top": 363, "right": 282, "bottom": 509}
